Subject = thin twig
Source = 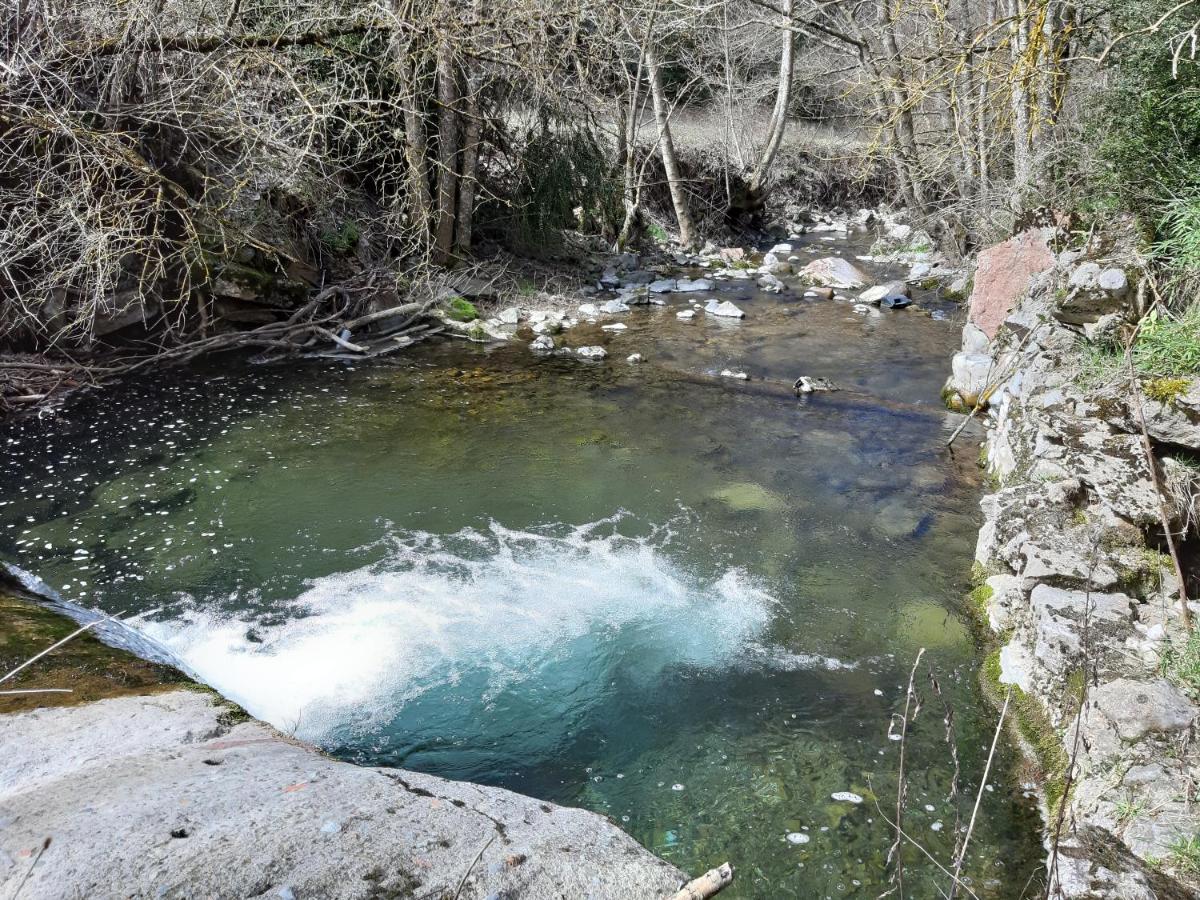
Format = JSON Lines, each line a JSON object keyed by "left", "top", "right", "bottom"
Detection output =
{"left": 949, "top": 687, "right": 1011, "bottom": 898}
{"left": 451, "top": 834, "right": 496, "bottom": 900}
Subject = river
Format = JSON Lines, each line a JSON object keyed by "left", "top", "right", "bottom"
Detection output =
{"left": 0, "top": 234, "right": 1042, "bottom": 896}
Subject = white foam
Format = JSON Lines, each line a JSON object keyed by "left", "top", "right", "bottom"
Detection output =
{"left": 134, "top": 520, "right": 803, "bottom": 741}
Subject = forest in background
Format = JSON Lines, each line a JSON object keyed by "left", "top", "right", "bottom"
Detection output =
{"left": 2, "top": 0, "right": 1199, "bottom": 352}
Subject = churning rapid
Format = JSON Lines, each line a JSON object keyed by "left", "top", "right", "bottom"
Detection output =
{"left": 133, "top": 518, "right": 797, "bottom": 743}
{"left": 0, "top": 233, "right": 1043, "bottom": 896}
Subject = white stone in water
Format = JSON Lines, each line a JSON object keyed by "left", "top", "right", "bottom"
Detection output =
{"left": 931, "top": 821, "right": 944, "bottom": 832}
{"left": 873, "top": 689, "right": 883, "bottom": 696}
{"left": 831, "top": 791, "right": 864, "bottom": 804}
{"left": 498, "top": 307, "right": 522, "bottom": 325}
{"left": 771, "top": 243, "right": 793, "bottom": 254}
{"left": 576, "top": 346, "right": 607, "bottom": 359}
{"left": 786, "top": 832, "right": 810, "bottom": 845}
{"left": 676, "top": 278, "right": 714, "bottom": 292}
{"left": 676, "top": 310, "right": 696, "bottom": 320}
{"left": 578, "top": 303, "right": 598, "bottom": 316}
{"left": 600, "top": 299, "right": 629, "bottom": 314}
{"left": 529, "top": 335, "right": 554, "bottom": 352}
{"left": 671, "top": 783, "right": 685, "bottom": 791}
{"left": 626, "top": 353, "right": 643, "bottom": 364}
{"left": 852, "top": 304, "right": 870, "bottom": 315}
{"left": 601, "top": 323, "right": 627, "bottom": 331}
{"left": 705, "top": 300, "right": 746, "bottom": 319}
{"left": 720, "top": 370, "right": 749, "bottom": 380}
{"left": 924, "top": 804, "right": 935, "bottom": 812}
{"left": 803, "top": 291, "right": 818, "bottom": 298}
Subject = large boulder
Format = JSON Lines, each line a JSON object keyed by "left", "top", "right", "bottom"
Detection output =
{"left": 798, "top": 257, "right": 870, "bottom": 290}
{"left": 0, "top": 691, "right": 685, "bottom": 900}
{"left": 968, "top": 228, "right": 1055, "bottom": 338}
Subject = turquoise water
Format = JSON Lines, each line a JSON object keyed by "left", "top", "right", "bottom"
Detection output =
{"left": 0, "top": 243, "right": 1042, "bottom": 896}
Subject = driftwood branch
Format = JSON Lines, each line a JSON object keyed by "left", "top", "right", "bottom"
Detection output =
{"left": 667, "top": 863, "right": 733, "bottom": 900}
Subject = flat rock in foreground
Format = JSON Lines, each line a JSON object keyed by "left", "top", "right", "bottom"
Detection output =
{"left": 0, "top": 690, "right": 684, "bottom": 899}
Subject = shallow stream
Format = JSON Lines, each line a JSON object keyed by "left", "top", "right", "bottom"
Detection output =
{"left": 0, "top": 235, "right": 1042, "bottom": 896}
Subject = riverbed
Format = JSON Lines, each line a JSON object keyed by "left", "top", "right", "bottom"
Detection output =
{"left": 0, "top": 237, "right": 1042, "bottom": 896}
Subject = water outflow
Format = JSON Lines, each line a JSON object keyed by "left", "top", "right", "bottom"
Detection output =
{"left": 134, "top": 518, "right": 803, "bottom": 743}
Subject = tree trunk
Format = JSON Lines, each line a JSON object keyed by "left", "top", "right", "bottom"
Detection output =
{"left": 433, "top": 41, "right": 459, "bottom": 265}
{"left": 397, "top": 52, "right": 433, "bottom": 243}
{"left": 748, "top": 0, "right": 795, "bottom": 194}
{"left": 875, "top": 0, "right": 927, "bottom": 211}
{"left": 1008, "top": 0, "right": 1033, "bottom": 208}
{"left": 646, "top": 45, "right": 696, "bottom": 249}
{"left": 453, "top": 70, "right": 482, "bottom": 256}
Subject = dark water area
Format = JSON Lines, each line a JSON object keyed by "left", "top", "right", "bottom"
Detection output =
{"left": 0, "top": 235, "right": 1043, "bottom": 897}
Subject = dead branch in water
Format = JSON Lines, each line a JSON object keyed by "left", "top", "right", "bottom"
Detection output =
{"left": 667, "top": 862, "right": 734, "bottom": 900}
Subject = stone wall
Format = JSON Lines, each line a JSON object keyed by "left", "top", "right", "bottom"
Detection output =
{"left": 949, "top": 233, "right": 1200, "bottom": 898}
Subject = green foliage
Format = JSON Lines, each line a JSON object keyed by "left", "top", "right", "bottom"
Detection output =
{"left": 1093, "top": 2, "right": 1200, "bottom": 275}
{"left": 319, "top": 221, "right": 361, "bottom": 255}
{"left": 647, "top": 222, "right": 669, "bottom": 242}
{"left": 1132, "top": 306, "right": 1200, "bottom": 377}
{"left": 1168, "top": 834, "right": 1200, "bottom": 876}
{"left": 1161, "top": 628, "right": 1200, "bottom": 698}
{"left": 443, "top": 296, "right": 478, "bottom": 322}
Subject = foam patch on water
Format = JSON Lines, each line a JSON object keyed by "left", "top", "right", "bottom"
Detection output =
{"left": 134, "top": 520, "right": 818, "bottom": 740}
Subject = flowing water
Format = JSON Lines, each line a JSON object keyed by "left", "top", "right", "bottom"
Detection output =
{"left": 0, "top": 236, "right": 1043, "bottom": 896}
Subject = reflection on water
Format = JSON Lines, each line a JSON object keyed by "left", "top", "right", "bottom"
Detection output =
{"left": 0, "top": 238, "right": 1041, "bottom": 896}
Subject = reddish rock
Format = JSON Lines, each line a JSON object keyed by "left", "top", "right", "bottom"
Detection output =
{"left": 969, "top": 229, "right": 1054, "bottom": 339}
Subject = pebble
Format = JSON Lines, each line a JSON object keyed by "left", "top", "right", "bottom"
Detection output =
{"left": 786, "top": 832, "right": 810, "bottom": 845}
{"left": 831, "top": 792, "right": 863, "bottom": 804}
{"left": 601, "top": 323, "right": 627, "bottom": 331}
{"left": 626, "top": 354, "right": 643, "bottom": 364}
{"left": 676, "top": 310, "right": 696, "bottom": 320}
{"left": 576, "top": 346, "right": 607, "bottom": 360}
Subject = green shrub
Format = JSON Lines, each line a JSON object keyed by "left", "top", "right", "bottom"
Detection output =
{"left": 319, "top": 221, "right": 361, "bottom": 255}
{"left": 1133, "top": 306, "right": 1200, "bottom": 377}
{"left": 502, "top": 123, "right": 622, "bottom": 255}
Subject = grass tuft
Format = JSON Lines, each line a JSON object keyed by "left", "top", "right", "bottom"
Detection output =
{"left": 1133, "top": 306, "right": 1200, "bottom": 378}
{"left": 1168, "top": 834, "right": 1200, "bottom": 877}
{"left": 1161, "top": 628, "right": 1200, "bottom": 699}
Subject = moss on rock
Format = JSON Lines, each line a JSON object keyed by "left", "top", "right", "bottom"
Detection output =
{"left": 0, "top": 590, "right": 189, "bottom": 714}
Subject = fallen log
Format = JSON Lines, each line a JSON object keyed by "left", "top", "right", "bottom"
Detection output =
{"left": 667, "top": 863, "right": 733, "bottom": 900}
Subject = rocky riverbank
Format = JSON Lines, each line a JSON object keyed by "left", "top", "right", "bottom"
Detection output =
{"left": 0, "top": 583, "right": 685, "bottom": 899}
{"left": 944, "top": 228, "right": 1200, "bottom": 898}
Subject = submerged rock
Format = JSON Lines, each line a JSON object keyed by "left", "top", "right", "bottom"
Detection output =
{"left": 704, "top": 300, "right": 746, "bottom": 319}
{"left": 757, "top": 273, "right": 785, "bottom": 293}
{"left": 794, "top": 376, "right": 837, "bottom": 394}
{"left": 599, "top": 299, "right": 629, "bottom": 315}
{"left": 529, "top": 335, "right": 555, "bottom": 352}
{"left": 798, "top": 257, "right": 870, "bottom": 290}
{"left": 576, "top": 346, "right": 607, "bottom": 359}
{"left": 676, "top": 278, "right": 714, "bottom": 293}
